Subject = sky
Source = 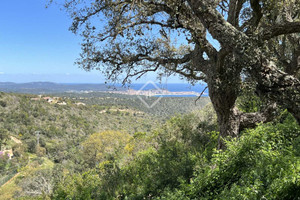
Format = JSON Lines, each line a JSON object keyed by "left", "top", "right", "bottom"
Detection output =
{"left": 0, "top": 0, "right": 187, "bottom": 83}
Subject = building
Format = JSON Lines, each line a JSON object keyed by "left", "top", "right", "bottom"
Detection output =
{"left": 43, "top": 97, "right": 54, "bottom": 103}
{"left": 75, "top": 102, "right": 86, "bottom": 106}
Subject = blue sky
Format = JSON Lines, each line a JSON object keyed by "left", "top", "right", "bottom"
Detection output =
{"left": 0, "top": 0, "right": 90, "bottom": 82}
{"left": 0, "top": 0, "right": 218, "bottom": 83}
{"left": 0, "top": 0, "right": 183, "bottom": 83}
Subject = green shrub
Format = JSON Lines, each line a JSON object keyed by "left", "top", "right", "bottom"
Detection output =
{"left": 0, "top": 100, "right": 7, "bottom": 107}
{"left": 52, "top": 170, "right": 102, "bottom": 200}
{"left": 173, "top": 121, "right": 300, "bottom": 199}
{"left": 52, "top": 110, "right": 300, "bottom": 200}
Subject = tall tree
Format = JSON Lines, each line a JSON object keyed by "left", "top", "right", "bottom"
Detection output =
{"left": 59, "top": 0, "right": 300, "bottom": 147}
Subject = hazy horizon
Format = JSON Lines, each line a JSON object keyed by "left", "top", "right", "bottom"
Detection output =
{"left": 0, "top": 72, "right": 189, "bottom": 84}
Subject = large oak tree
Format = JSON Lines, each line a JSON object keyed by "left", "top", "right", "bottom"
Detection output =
{"left": 59, "top": 0, "right": 300, "bottom": 146}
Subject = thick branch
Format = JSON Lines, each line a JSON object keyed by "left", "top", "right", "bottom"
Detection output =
{"left": 249, "top": 0, "right": 262, "bottom": 27}
{"left": 239, "top": 103, "right": 277, "bottom": 131}
{"left": 227, "top": 0, "right": 245, "bottom": 27}
{"left": 131, "top": 53, "right": 208, "bottom": 80}
{"left": 187, "top": 0, "right": 249, "bottom": 54}
{"left": 253, "top": 61, "right": 300, "bottom": 124}
{"left": 262, "top": 22, "right": 300, "bottom": 41}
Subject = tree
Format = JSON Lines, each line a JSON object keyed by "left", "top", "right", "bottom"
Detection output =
{"left": 0, "top": 129, "right": 9, "bottom": 151}
{"left": 81, "top": 131, "right": 131, "bottom": 168}
{"left": 59, "top": 0, "right": 300, "bottom": 147}
{"left": 15, "top": 169, "right": 53, "bottom": 199}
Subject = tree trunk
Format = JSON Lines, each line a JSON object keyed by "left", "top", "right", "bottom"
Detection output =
{"left": 207, "top": 73, "right": 241, "bottom": 149}
{"left": 215, "top": 108, "right": 240, "bottom": 149}
{"left": 206, "top": 63, "right": 278, "bottom": 149}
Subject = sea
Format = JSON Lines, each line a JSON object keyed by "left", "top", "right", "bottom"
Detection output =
{"left": 126, "top": 83, "right": 209, "bottom": 97}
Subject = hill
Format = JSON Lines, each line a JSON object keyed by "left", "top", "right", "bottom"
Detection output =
{"left": 0, "top": 92, "right": 159, "bottom": 167}
{"left": 53, "top": 92, "right": 210, "bottom": 119}
{"left": 0, "top": 82, "right": 121, "bottom": 94}
{"left": 0, "top": 91, "right": 211, "bottom": 199}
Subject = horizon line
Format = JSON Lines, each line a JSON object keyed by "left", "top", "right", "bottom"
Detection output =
{"left": 0, "top": 81, "right": 206, "bottom": 85}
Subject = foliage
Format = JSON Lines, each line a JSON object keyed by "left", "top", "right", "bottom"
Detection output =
{"left": 81, "top": 131, "right": 132, "bottom": 168}
{"left": 0, "top": 92, "right": 158, "bottom": 165}
{"left": 0, "top": 153, "right": 9, "bottom": 171}
{"left": 236, "top": 82, "right": 263, "bottom": 113}
{"left": 54, "top": 92, "right": 210, "bottom": 120}
{"left": 53, "top": 169, "right": 103, "bottom": 200}
{"left": 0, "top": 155, "right": 54, "bottom": 200}
{"left": 1, "top": 91, "right": 300, "bottom": 200}
{"left": 52, "top": 111, "right": 219, "bottom": 199}
{"left": 118, "top": 112, "right": 218, "bottom": 198}
{"left": 51, "top": 110, "right": 300, "bottom": 200}
{"left": 58, "top": 0, "right": 300, "bottom": 140}
{"left": 15, "top": 169, "right": 53, "bottom": 199}
{"left": 0, "top": 129, "right": 9, "bottom": 151}
{"left": 0, "top": 100, "right": 6, "bottom": 107}
{"left": 161, "top": 119, "right": 300, "bottom": 199}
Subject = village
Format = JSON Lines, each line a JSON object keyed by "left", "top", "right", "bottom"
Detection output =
{"left": 108, "top": 88, "right": 202, "bottom": 97}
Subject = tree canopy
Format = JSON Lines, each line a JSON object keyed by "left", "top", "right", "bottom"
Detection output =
{"left": 59, "top": 0, "right": 300, "bottom": 146}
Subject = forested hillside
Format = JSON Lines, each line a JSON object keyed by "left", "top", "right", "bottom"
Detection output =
{"left": 1, "top": 90, "right": 299, "bottom": 199}
{"left": 52, "top": 105, "right": 300, "bottom": 199}
{"left": 54, "top": 92, "right": 210, "bottom": 119}
{"left": 0, "top": 91, "right": 163, "bottom": 199}
{"left": 0, "top": 92, "right": 160, "bottom": 159}
{"left": 0, "top": 91, "right": 211, "bottom": 199}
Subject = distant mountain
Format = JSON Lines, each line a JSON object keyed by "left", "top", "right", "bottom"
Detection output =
{"left": 0, "top": 82, "right": 124, "bottom": 94}
{"left": 0, "top": 82, "right": 208, "bottom": 96}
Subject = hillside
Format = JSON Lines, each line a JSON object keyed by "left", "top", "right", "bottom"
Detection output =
{"left": 0, "top": 154, "right": 54, "bottom": 200}
{"left": 0, "top": 91, "right": 299, "bottom": 199}
{"left": 0, "top": 82, "right": 122, "bottom": 94}
{"left": 53, "top": 92, "right": 210, "bottom": 119}
{"left": 0, "top": 92, "right": 160, "bottom": 178}
{"left": 0, "top": 91, "right": 211, "bottom": 199}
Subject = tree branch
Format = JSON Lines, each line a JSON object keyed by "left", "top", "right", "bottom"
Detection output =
{"left": 227, "top": 0, "right": 245, "bottom": 27}
{"left": 262, "top": 22, "right": 300, "bottom": 41}
{"left": 239, "top": 103, "right": 277, "bottom": 131}
{"left": 186, "top": 0, "right": 249, "bottom": 54}
{"left": 253, "top": 60, "right": 300, "bottom": 124}
{"left": 249, "top": 0, "right": 262, "bottom": 27}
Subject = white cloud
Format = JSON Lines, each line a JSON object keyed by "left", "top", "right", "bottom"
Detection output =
{"left": 0, "top": 72, "right": 4, "bottom": 74}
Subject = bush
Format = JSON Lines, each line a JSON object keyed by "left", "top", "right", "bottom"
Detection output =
{"left": 26, "top": 138, "right": 37, "bottom": 153}
{"left": 107, "top": 114, "right": 217, "bottom": 198}
{"left": 0, "top": 100, "right": 7, "bottom": 107}
{"left": 0, "top": 154, "right": 9, "bottom": 171}
{"left": 53, "top": 170, "right": 102, "bottom": 200}
{"left": 52, "top": 112, "right": 300, "bottom": 200}
{"left": 168, "top": 121, "right": 300, "bottom": 199}
{"left": 81, "top": 131, "right": 132, "bottom": 168}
